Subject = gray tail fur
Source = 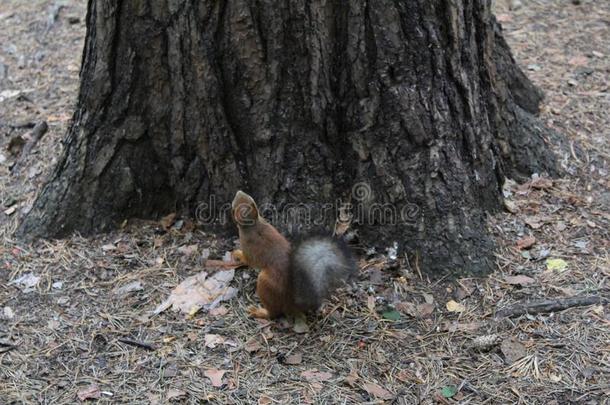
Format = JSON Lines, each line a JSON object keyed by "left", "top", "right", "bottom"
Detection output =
{"left": 289, "top": 236, "right": 357, "bottom": 312}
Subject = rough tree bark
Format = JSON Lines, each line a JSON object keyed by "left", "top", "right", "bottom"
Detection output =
{"left": 18, "top": 0, "right": 559, "bottom": 275}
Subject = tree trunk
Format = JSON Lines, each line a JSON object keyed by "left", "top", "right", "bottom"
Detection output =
{"left": 18, "top": 0, "right": 559, "bottom": 275}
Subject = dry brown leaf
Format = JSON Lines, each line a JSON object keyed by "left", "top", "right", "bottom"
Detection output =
{"left": 516, "top": 235, "right": 536, "bottom": 250}
{"left": 501, "top": 339, "right": 527, "bottom": 364}
{"left": 504, "top": 199, "right": 519, "bottom": 213}
{"left": 568, "top": 55, "right": 588, "bottom": 66}
{"left": 258, "top": 395, "right": 273, "bottom": 405}
{"left": 244, "top": 339, "right": 263, "bottom": 353}
{"left": 160, "top": 212, "right": 177, "bottom": 230}
{"left": 422, "top": 293, "right": 434, "bottom": 304}
{"left": 166, "top": 388, "right": 187, "bottom": 401}
{"left": 396, "top": 369, "right": 422, "bottom": 384}
{"left": 301, "top": 369, "right": 333, "bottom": 383}
{"left": 344, "top": 369, "right": 359, "bottom": 387}
{"left": 446, "top": 300, "right": 465, "bottom": 313}
{"left": 204, "top": 334, "right": 225, "bottom": 348}
{"left": 524, "top": 216, "right": 545, "bottom": 229}
{"left": 209, "top": 305, "right": 229, "bottom": 317}
{"left": 153, "top": 270, "right": 238, "bottom": 315}
{"left": 284, "top": 352, "right": 303, "bottom": 365}
{"left": 177, "top": 244, "right": 198, "bottom": 256}
{"left": 504, "top": 275, "right": 535, "bottom": 286}
{"left": 362, "top": 382, "right": 393, "bottom": 400}
{"left": 204, "top": 369, "right": 227, "bottom": 387}
{"left": 76, "top": 384, "right": 101, "bottom": 401}
{"left": 367, "top": 295, "right": 376, "bottom": 313}
{"left": 417, "top": 303, "right": 435, "bottom": 317}
{"left": 395, "top": 301, "right": 417, "bottom": 317}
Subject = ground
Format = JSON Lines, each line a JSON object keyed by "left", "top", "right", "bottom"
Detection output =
{"left": 0, "top": 0, "right": 608, "bottom": 403}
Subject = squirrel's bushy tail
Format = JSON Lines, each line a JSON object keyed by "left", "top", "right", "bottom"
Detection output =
{"left": 289, "top": 236, "right": 357, "bottom": 311}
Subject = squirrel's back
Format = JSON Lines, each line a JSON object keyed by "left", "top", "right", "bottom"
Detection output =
{"left": 290, "top": 236, "right": 356, "bottom": 312}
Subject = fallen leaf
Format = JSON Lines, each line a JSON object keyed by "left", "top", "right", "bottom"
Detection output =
{"left": 204, "top": 369, "right": 227, "bottom": 387}
{"left": 504, "top": 275, "right": 535, "bottom": 286}
{"left": 344, "top": 369, "right": 359, "bottom": 387}
{"left": 101, "top": 243, "right": 116, "bottom": 251}
{"left": 293, "top": 313, "right": 310, "bottom": 334}
{"left": 446, "top": 300, "right": 465, "bottom": 313}
{"left": 396, "top": 301, "right": 417, "bottom": 317}
{"left": 166, "top": 388, "right": 187, "bottom": 401}
{"left": 258, "top": 395, "right": 273, "bottom": 405}
{"left": 382, "top": 309, "right": 400, "bottom": 321}
{"left": 177, "top": 244, "right": 198, "bottom": 256}
{"left": 204, "top": 334, "right": 225, "bottom": 349}
{"left": 209, "top": 306, "right": 229, "bottom": 317}
{"left": 301, "top": 369, "right": 333, "bottom": 383}
{"left": 284, "top": 352, "right": 303, "bottom": 365}
{"left": 504, "top": 199, "right": 519, "bottom": 213}
{"left": 362, "top": 382, "right": 393, "bottom": 400}
{"left": 524, "top": 216, "right": 544, "bottom": 229}
{"left": 590, "top": 305, "right": 604, "bottom": 316}
{"left": 396, "top": 369, "right": 422, "bottom": 384}
{"left": 422, "top": 293, "right": 434, "bottom": 304}
{"left": 244, "top": 339, "right": 263, "bottom": 353}
{"left": 546, "top": 258, "right": 568, "bottom": 272}
{"left": 9, "top": 272, "right": 40, "bottom": 291}
{"left": 501, "top": 339, "right": 527, "bottom": 364}
{"left": 568, "top": 55, "right": 588, "bottom": 66}
{"left": 516, "top": 235, "right": 536, "bottom": 250}
{"left": 114, "top": 281, "right": 143, "bottom": 296}
{"left": 77, "top": 384, "right": 101, "bottom": 401}
{"left": 153, "top": 270, "right": 238, "bottom": 315}
{"left": 417, "top": 303, "right": 435, "bottom": 317}
{"left": 441, "top": 385, "right": 458, "bottom": 398}
{"left": 160, "top": 213, "right": 177, "bottom": 230}
{"left": 367, "top": 295, "right": 376, "bottom": 312}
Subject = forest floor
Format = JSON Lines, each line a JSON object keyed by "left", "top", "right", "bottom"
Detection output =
{"left": 0, "top": 0, "right": 608, "bottom": 404}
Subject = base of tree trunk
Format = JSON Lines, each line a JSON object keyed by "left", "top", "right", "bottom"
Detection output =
{"left": 17, "top": 1, "right": 561, "bottom": 276}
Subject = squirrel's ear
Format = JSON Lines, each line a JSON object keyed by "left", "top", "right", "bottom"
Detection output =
{"left": 232, "top": 190, "right": 259, "bottom": 225}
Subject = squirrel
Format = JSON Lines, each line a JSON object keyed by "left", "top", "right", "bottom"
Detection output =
{"left": 231, "top": 190, "right": 356, "bottom": 319}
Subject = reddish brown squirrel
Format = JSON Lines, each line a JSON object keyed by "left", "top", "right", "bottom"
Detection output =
{"left": 231, "top": 191, "right": 356, "bottom": 319}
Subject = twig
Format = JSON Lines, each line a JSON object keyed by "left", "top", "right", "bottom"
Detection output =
{"left": 495, "top": 295, "right": 607, "bottom": 318}
{"left": 117, "top": 338, "right": 156, "bottom": 351}
{"left": 11, "top": 121, "right": 48, "bottom": 175}
{"left": 0, "top": 341, "right": 17, "bottom": 353}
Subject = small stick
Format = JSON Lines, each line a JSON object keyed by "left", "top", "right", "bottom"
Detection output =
{"left": 495, "top": 295, "right": 607, "bottom": 319}
{"left": 0, "top": 341, "right": 17, "bottom": 353}
{"left": 11, "top": 121, "right": 48, "bottom": 175}
{"left": 117, "top": 338, "right": 156, "bottom": 351}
